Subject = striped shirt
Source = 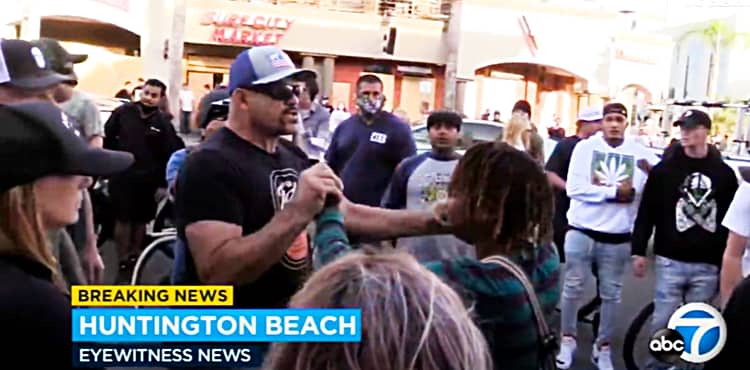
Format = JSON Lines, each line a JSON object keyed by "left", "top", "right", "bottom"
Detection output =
{"left": 313, "top": 208, "right": 561, "bottom": 370}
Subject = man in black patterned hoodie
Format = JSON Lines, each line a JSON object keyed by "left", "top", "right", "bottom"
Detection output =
{"left": 632, "top": 109, "right": 738, "bottom": 370}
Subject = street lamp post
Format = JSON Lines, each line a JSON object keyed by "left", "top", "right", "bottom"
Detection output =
{"left": 443, "top": 0, "right": 463, "bottom": 112}
{"left": 140, "top": 0, "right": 186, "bottom": 130}
{"left": 168, "top": 0, "right": 187, "bottom": 131}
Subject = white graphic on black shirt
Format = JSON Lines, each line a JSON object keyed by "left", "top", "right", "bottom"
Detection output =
{"left": 676, "top": 172, "right": 717, "bottom": 232}
{"left": 269, "top": 169, "right": 299, "bottom": 211}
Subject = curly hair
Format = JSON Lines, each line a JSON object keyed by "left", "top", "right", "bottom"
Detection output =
{"left": 449, "top": 141, "right": 554, "bottom": 252}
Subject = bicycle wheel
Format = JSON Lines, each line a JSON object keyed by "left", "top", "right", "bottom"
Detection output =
{"left": 131, "top": 235, "right": 176, "bottom": 286}
{"left": 623, "top": 302, "right": 655, "bottom": 370}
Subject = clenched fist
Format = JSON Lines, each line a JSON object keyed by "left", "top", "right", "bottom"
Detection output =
{"left": 287, "top": 163, "right": 344, "bottom": 221}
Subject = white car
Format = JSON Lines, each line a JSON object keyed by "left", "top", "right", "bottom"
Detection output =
{"left": 412, "top": 120, "right": 504, "bottom": 155}
{"left": 93, "top": 96, "right": 129, "bottom": 123}
{"left": 412, "top": 119, "right": 558, "bottom": 163}
{"left": 627, "top": 142, "right": 750, "bottom": 180}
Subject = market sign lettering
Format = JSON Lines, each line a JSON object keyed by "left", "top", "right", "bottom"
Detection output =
{"left": 201, "top": 11, "right": 293, "bottom": 46}
{"left": 615, "top": 48, "right": 656, "bottom": 65}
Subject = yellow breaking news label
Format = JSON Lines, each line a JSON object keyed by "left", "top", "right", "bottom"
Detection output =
{"left": 71, "top": 286, "right": 233, "bottom": 306}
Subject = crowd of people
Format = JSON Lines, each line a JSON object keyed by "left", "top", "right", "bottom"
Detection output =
{"left": 2, "top": 37, "right": 750, "bottom": 370}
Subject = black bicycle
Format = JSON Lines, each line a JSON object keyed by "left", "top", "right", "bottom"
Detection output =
{"left": 555, "top": 263, "right": 602, "bottom": 342}
{"left": 130, "top": 195, "right": 178, "bottom": 285}
{"left": 130, "top": 234, "right": 176, "bottom": 285}
{"left": 623, "top": 302, "right": 655, "bottom": 370}
{"left": 622, "top": 293, "right": 719, "bottom": 370}
{"left": 91, "top": 177, "right": 178, "bottom": 285}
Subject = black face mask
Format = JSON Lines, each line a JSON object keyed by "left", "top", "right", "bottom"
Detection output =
{"left": 137, "top": 101, "right": 158, "bottom": 114}
{"left": 356, "top": 94, "right": 384, "bottom": 116}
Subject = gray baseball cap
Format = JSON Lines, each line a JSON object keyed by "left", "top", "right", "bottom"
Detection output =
{"left": 228, "top": 46, "right": 315, "bottom": 93}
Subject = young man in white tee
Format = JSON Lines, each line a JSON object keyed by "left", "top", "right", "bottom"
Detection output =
{"left": 556, "top": 103, "right": 660, "bottom": 370}
{"left": 720, "top": 169, "right": 750, "bottom": 306}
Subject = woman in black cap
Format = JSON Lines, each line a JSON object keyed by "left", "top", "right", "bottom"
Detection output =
{"left": 0, "top": 102, "right": 133, "bottom": 368}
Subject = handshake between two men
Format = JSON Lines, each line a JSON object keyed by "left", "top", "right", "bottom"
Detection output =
{"left": 287, "top": 163, "right": 451, "bottom": 235}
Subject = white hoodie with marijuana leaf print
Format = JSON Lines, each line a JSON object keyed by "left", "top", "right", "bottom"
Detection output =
{"left": 566, "top": 133, "right": 660, "bottom": 234}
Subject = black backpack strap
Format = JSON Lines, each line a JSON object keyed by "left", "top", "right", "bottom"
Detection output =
{"left": 482, "top": 255, "right": 558, "bottom": 370}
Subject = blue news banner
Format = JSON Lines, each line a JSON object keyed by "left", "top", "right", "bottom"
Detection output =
{"left": 72, "top": 308, "right": 361, "bottom": 368}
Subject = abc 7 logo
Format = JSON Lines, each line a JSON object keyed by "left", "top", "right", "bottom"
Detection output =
{"left": 649, "top": 303, "right": 726, "bottom": 364}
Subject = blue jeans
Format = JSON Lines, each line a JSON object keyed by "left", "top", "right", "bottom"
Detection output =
{"left": 647, "top": 256, "right": 719, "bottom": 370}
{"left": 559, "top": 229, "right": 630, "bottom": 346}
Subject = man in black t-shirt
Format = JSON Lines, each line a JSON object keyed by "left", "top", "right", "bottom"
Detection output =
{"left": 104, "top": 78, "right": 185, "bottom": 282}
{"left": 545, "top": 107, "right": 602, "bottom": 260}
{"left": 174, "top": 47, "right": 447, "bottom": 314}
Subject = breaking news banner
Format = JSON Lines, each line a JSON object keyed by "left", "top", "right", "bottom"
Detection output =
{"left": 72, "top": 286, "right": 362, "bottom": 368}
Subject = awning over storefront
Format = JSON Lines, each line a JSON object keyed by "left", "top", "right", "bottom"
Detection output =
{"left": 484, "top": 57, "right": 589, "bottom": 80}
{"left": 475, "top": 56, "right": 608, "bottom": 94}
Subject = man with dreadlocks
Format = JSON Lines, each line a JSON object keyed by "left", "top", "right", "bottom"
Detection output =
{"left": 313, "top": 141, "right": 561, "bottom": 370}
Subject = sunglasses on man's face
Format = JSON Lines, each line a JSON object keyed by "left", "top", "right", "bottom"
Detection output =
{"left": 246, "top": 82, "right": 301, "bottom": 101}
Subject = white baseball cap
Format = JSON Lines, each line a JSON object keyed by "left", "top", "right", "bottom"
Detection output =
{"left": 577, "top": 107, "right": 603, "bottom": 122}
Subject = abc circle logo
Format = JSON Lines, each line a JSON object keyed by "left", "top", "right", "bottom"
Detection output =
{"left": 649, "top": 303, "right": 726, "bottom": 364}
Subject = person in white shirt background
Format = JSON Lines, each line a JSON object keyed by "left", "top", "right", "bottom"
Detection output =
{"left": 720, "top": 169, "right": 750, "bottom": 306}
{"left": 328, "top": 101, "right": 351, "bottom": 133}
{"left": 178, "top": 83, "right": 195, "bottom": 134}
{"left": 556, "top": 102, "right": 660, "bottom": 370}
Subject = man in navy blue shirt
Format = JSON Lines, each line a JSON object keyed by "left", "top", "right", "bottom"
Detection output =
{"left": 325, "top": 74, "right": 416, "bottom": 208}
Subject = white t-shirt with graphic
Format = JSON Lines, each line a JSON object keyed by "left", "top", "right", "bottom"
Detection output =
{"left": 721, "top": 181, "right": 750, "bottom": 277}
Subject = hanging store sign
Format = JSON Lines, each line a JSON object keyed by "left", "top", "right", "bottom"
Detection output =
{"left": 200, "top": 11, "right": 294, "bottom": 47}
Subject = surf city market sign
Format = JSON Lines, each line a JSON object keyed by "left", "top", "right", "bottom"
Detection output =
{"left": 201, "top": 11, "right": 294, "bottom": 46}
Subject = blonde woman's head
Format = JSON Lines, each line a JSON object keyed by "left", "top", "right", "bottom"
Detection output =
{"left": 263, "top": 250, "right": 493, "bottom": 370}
{"left": 502, "top": 113, "right": 532, "bottom": 150}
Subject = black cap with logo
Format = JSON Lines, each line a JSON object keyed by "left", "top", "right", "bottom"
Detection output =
{"left": 0, "top": 39, "right": 70, "bottom": 90}
{"left": 0, "top": 101, "right": 134, "bottom": 193}
{"left": 603, "top": 102, "right": 628, "bottom": 118}
{"left": 32, "top": 38, "right": 88, "bottom": 84}
{"left": 673, "top": 109, "right": 712, "bottom": 130}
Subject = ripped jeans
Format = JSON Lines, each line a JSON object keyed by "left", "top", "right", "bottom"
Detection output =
{"left": 559, "top": 229, "right": 630, "bottom": 346}
{"left": 647, "top": 256, "right": 719, "bottom": 370}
